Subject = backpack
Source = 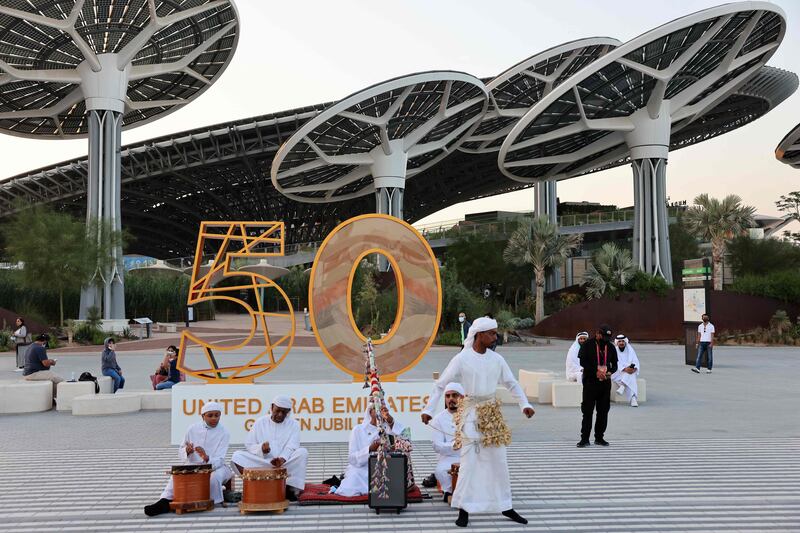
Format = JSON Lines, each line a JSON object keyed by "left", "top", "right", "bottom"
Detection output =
{"left": 78, "top": 371, "right": 99, "bottom": 393}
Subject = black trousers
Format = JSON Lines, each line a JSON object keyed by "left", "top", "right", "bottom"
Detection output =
{"left": 581, "top": 380, "right": 611, "bottom": 440}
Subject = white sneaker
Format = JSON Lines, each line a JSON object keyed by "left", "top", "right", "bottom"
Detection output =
{"left": 616, "top": 385, "right": 625, "bottom": 395}
{"left": 706, "top": 369, "right": 712, "bottom": 374}
{"left": 691, "top": 368, "right": 700, "bottom": 373}
{"left": 630, "top": 397, "right": 639, "bottom": 407}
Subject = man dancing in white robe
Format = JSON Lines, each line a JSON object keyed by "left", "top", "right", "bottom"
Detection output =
{"left": 566, "top": 332, "right": 588, "bottom": 382}
{"left": 422, "top": 317, "right": 534, "bottom": 528}
{"left": 231, "top": 395, "right": 308, "bottom": 500}
{"left": 612, "top": 335, "right": 641, "bottom": 407}
{"left": 429, "top": 382, "right": 464, "bottom": 501}
{"left": 336, "top": 404, "right": 406, "bottom": 497}
{"left": 144, "top": 401, "right": 233, "bottom": 516}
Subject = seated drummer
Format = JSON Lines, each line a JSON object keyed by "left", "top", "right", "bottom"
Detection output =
{"left": 335, "top": 403, "right": 408, "bottom": 497}
{"left": 428, "top": 382, "right": 464, "bottom": 501}
{"left": 231, "top": 395, "right": 308, "bottom": 501}
{"left": 144, "top": 402, "right": 233, "bottom": 516}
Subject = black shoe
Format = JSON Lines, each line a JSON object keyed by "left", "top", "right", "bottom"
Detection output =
{"left": 502, "top": 509, "right": 528, "bottom": 525}
{"left": 443, "top": 491, "right": 451, "bottom": 502}
{"left": 455, "top": 509, "right": 469, "bottom": 527}
{"left": 576, "top": 439, "right": 590, "bottom": 448}
{"left": 422, "top": 473, "right": 437, "bottom": 488}
{"left": 322, "top": 475, "right": 341, "bottom": 487}
{"left": 595, "top": 438, "right": 610, "bottom": 446}
{"left": 286, "top": 486, "right": 300, "bottom": 502}
{"left": 144, "top": 498, "right": 171, "bottom": 517}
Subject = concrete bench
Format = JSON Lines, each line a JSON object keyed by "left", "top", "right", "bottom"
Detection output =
{"left": 611, "top": 377, "right": 647, "bottom": 403}
{"left": 140, "top": 390, "right": 172, "bottom": 410}
{"left": 97, "top": 376, "right": 113, "bottom": 394}
{"left": 538, "top": 379, "right": 555, "bottom": 405}
{"left": 72, "top": 392, "right": 141, "bottom": 415}
{"left": 552, "top": 381, "right": 583, "bottom": 408}
{"left": 0, "top": 380, "right": 52, "bottom": 413}
{"left": 56, "top": 381, "right": 96, "bottom": 411}
{"left": 518, "top": 370, "right": 556, "bottom": 400}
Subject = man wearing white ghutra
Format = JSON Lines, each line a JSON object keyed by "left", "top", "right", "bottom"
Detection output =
{"left": 422, "top": 317, "right": 534, "bottom": 528}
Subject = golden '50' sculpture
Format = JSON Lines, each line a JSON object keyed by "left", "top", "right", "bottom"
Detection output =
{"left": 178, "top": 215, "right": 441, "bottom": 383}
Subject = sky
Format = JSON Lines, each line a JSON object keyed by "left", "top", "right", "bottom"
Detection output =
{"left": 0, "top": 0, "right": 798, "bottom": 229}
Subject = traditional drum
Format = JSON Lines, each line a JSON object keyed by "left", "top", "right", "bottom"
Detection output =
{"left": 169, "top": 464, "right": 214, "bottom": 514}
{"left": 449, "top": 463, "right": 460, "bottom": 494}
{"left": 239, "top": 466, "right": 289, "bottom": 514}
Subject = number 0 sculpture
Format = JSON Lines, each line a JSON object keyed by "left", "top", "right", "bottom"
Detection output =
{"left": 309, "top": 214, "right": 442, "bottom": 381}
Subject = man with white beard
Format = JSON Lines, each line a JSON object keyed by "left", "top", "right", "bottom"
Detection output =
{"left": 422, "top": 317, "right": 534, "bottom": 528}
{"left": 612, "top": 335, "right": 640, "bottom": 407}
{"left": 428, "top": 382, "right": 465, "bottom": 501}
{"left": 566, "top": 332, "right": 589, "bottom": 382}
{"left": 231, "top": 395, "right": 308, "bottom": 500}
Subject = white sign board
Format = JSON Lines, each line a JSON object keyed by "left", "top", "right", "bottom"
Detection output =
{"left": 683, "top": 288, "right": 707, "bottom": 322}
{"left": 171, "top": 381, "right": 434, "bottom": 444}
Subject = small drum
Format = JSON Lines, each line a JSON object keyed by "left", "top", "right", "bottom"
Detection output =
{"left": 239, "top": 466, "right": 289, "bottom": 514}
{"left": 448, "top": 463, "right": 460, "bottom": 493}
{"left": 170, "top": 464, "right": 214, "bottom": 514}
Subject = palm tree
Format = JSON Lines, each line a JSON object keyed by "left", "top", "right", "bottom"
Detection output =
{"left": 583, "top": 243, "right": 638, "bottom": 299}
{"left": 683, "top": 194, "right": 755, "bottom": 290}
{"left": 503, "top": 216, "right": 582, "bottom": 323}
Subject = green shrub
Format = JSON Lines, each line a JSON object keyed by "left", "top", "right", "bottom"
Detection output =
{"left": 440, "top": 266, "right": 486, "bottom": 331}
{"left": 626, "top": 270, "right": 671, "bottom": 297}
{"left": 435, "top": 330, "right": 462, "bottom": 346}
{"left": 0, "top": 329, "right": 11, "bottom": 351}
{"left": 727, "top": 236, "right": 800, "bottom": 276}
{"left": 516, "top": 317, "right": 534, "bottom": 329}
{"left": 495, "top": 310, "right": 516, "bottom": 331}
{"left": 730, "top": 270, "right": 800, "bottom": 303}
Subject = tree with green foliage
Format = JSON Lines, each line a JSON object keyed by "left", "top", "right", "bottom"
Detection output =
{"left": 503, "top": 216, "right": 582, "bottom": 323}
{"left": 353, "top": 259, "right": 379, "bottom": 336}
{"left": 1, "top": 206, "right": 122, "bottom": 326}
{"left": 669, "top": 215, "right": 700, "bottom": 285}
{"left": 682, "top": 194, "right": 755, "bottom": 290}
{"left": 726, "top": 235, "right": 800, "bottom": 277}
{"left": 583, "top": 243, "right": 638, "bottom": 299}
{"left": 776, "top": 191, "right": 800, "bottom": 244}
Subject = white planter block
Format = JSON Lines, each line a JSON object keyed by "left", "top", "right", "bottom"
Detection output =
{"left": 72, "top": 392, "right": 141, "bottom": 415}
{"left": 518, "top": 370, "right": 556, "bottom": 400}
{"left": 612, "top": 377, "right": 647, "bottom": 403}
{"left": 97, "top": 376, "right": 113, "bottom": 394}
{"left": 56, "top": 381, "right": 96, "bottom": 411}
{"left": 0, "top": 380, "right": 52, "bottom": 413}
{"left": 537, "top": 380, "right": 555, "bottom": 405}
{"left": 140, "top": 390, "right": 172, "bottom": 410}
{"left": 552, "top": 381, "right": 583, "bottom": 408}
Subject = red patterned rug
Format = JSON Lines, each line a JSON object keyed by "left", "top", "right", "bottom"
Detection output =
{"left": 298, "top": 483, "right": 424, "bottom": 506}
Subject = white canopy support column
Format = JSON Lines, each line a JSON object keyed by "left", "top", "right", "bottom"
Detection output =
{"left": 534, "top": 179, "right": 561, "bottom": 290}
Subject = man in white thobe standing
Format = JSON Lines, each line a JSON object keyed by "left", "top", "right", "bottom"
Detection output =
{"left": 144, "top": 401, "right": 232, "bottom": 516}
{"left": 429, "top": 382, "right": 464, "bottom": 501}
{"left": 612, "top": 335, "right": 640, "bottom": 407}
{"left": 566, "top": 332, "right": 589, "bottom": 382}
{"left": 231, "top": 395, "right": 308, "bottom": 500}
{"left": 422, "top": 317, "right": 534, "bottom": 528}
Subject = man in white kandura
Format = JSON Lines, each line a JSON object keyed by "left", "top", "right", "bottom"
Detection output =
{"left": 429, "top": 382, "right": 464, "bottom": 501}
{"left": 612, "top": 335, "right": 640, "bottom": 407}
{"left": 566, "top": 331, "right": 589, "bottom": 382}
{"left": 422, "top": 317, "right": 534, "bottom": 528}
{"left": 144, "top": 401, "right": 232, "bottom": 516}
{"left": 231, "top": 395, "right": 308, "bottom": 500}
{"left": 335, "top": 403, "right": 406, "bottom": 497}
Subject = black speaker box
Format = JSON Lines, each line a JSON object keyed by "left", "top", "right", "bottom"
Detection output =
{"left": 368, "top": 452, "right": 408, "bottom": 514}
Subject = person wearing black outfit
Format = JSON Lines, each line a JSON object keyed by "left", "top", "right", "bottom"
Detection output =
{"left": 577, "top": 325, "right": 618, "bottom": 448}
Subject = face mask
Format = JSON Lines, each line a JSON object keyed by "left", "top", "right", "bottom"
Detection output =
{"left": 458, "top": 317, "right": 465, "bottom": 323}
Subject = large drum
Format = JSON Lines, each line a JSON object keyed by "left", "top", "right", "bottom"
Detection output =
{"left": 169, "top": 464, "right": 214, "bottom": 514}
{"left": 449, "top": 463, "right": 460, "bottom": 493}
{"left": 239, "top": 466, "right": 289, "bottom": 514}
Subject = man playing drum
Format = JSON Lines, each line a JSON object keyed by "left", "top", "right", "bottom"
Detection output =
{"left": 144, "top": 401, "right": 233, "bottom": 516}
{"left": 231, "top": 395, "right": 308, "bottom": 501}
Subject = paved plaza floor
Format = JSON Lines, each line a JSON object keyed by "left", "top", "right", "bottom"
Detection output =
{"left": 1, "top": 341, "right": 798, "bottom": 531}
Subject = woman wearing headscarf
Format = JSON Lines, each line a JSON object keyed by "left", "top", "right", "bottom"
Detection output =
{"left": 100, "top": 338, "right": 124, "bottom": 392}
{"left": 12, "top": 317, "right": 28, "bottom": 369}
{"left": 566, "top": 332, "right": 589, "bottom": 382}
{"left": 144, "top": 401, "right": 232, "bottom": 516}
{"left": 612, "top": 335, "right": 641, "bottom": 407}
